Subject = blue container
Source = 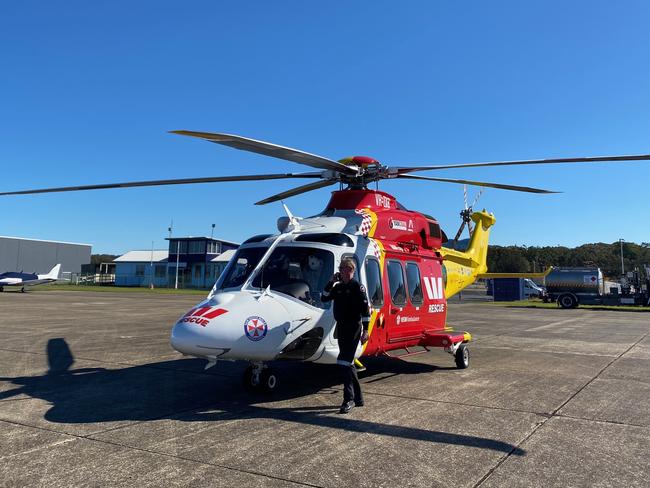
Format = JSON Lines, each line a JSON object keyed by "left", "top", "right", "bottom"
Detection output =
{"left": 493, "top": 278, "right": 523, "bottom": 301}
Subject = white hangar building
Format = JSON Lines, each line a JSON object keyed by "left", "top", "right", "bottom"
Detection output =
{"left": 0, "top": 236, "right": 92, "bottom": 275}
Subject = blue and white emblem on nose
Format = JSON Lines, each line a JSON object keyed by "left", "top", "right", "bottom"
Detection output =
{"left": 244, "top": 316, "right": 268, "bottom": 341}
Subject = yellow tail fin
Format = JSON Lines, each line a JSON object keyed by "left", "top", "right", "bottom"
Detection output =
{"left": 439, "top": 210, "right": 496, "bottom": 298}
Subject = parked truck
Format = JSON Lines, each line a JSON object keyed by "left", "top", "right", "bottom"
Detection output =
{"left": 544, "top": 267, "right": 604, "bottom": 308}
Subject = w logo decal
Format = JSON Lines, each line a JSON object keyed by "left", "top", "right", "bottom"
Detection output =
{"left": 179, "top": 306, "right": 228, "bottom": 327}
{"left": 423, "top": 277, "right": 444, "bottom": 300}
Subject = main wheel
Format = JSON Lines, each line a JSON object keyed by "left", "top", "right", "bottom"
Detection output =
{"left": 259, "top": 368, "right": 279, "bottom": 393}
{"left": 558, "top": 294, "right": 577, "bottom": 309}
{"left": 455, "top": 344, "right": 470, "bottom": 369}
{"left": 242, "top": 365, "right": 259, "bottom": 390}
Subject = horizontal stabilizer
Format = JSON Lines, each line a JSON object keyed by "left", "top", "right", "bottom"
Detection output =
{"left": 479, "top": 267, "right": 553, "bottom": 279}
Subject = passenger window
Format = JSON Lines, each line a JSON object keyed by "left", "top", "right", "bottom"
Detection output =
{"left": 406, "top": 262, "right": 424, "bottom": 305}
{"left": 365, "top": 258, "right": 383, "bottom": 307}
{"left": 387, "top": 261, "right": 407, "bottom": 306}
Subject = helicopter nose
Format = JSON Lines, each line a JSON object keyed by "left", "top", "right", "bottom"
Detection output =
{"left": 170, "top": 292, "right": 291, "bottom": 361}
{"left": 170, "top": 302, "right": 232, "bottom": 358}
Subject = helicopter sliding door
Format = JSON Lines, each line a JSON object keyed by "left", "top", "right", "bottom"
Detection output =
{"left": 383, "top": 253, "right": 446, "bottom": 346}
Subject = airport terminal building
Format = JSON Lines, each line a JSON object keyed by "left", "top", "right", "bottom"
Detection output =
{"left": 0, "top": 236, "right": 92, "bottom": 276}
{"left": 113, "top": 236, "right": 238, "bottom": 288}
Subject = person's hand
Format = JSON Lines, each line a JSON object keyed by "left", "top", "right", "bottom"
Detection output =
{"left": 360, "top": 330, "right": 369, "bottom": 344}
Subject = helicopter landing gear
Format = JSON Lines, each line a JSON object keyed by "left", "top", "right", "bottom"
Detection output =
{"left": 423, "top": 330, "right": 472, "bottom": 369}
{"left": 454, "top": 343, "right": 470, "bottom": 369}
{"left": 243, "top": 362, "right": 279, "bottom": 393}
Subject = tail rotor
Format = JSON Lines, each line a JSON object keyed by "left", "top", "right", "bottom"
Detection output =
{"left": 452, "top": 185, "right": 485, "bottom": 245}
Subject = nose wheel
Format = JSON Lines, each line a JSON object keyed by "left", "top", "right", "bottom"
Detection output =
{"left": 243, "top": 362, "right": 279, "bottom": 393}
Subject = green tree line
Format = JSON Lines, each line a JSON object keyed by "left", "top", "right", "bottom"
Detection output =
{"left": 487, "top": 242, "right": 650, "bottom": 278}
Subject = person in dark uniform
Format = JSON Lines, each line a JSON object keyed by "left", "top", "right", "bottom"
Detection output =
{"left": 322, "top": 258, "right": 370, "bottom": 414}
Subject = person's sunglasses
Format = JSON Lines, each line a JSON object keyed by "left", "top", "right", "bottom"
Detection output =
{"left": 339, "top": 266, "right": 353, "bottom": 271}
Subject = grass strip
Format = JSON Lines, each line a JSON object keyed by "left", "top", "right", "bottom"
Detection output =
{"left": 489, "top": 299, "right": 650, "bottom": 312}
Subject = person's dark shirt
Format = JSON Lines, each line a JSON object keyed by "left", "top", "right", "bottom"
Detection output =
{"left": 322, "top": 278, "right": 371, "bottom": 331}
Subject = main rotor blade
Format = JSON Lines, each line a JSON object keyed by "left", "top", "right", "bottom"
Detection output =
{"left": 397, "top": 174, "right": 558, "bottom": 193}
{"left": 0, "top": 172, "right": 323, "bottom": 196}
{"left": 171, "top": 130, "right": 356, "bottom": 174}
{"left": 255, "top": 179, "right": 337, "bottom": 205}
{"left": 395, "top": 153, "right": 650, "bottom": 173}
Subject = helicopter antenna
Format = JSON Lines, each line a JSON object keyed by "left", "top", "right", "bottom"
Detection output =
{"left": 281, "top": 201, "right": 301, "bottom": 231}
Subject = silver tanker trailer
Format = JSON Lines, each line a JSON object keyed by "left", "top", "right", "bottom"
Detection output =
{"left": 544, "top": 267, "right": 604, "bottom": 308}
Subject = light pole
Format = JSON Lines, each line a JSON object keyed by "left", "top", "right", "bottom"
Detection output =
{"left": 175, "top": 241, "right": 180, "bottom": 289}
{"left": 149, "top": 240, "right": 154, "bottom": 289}
{"left": 210, "top": 223, "right": 215, "bottom": 239}
{"left": 168, "top": 222, "right": 173, "bottom": 288}
{"left": 619, "top": 238, "right": 625, "bottom": 276}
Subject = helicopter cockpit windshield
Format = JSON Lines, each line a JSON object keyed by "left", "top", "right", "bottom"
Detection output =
{"left": 216, "top": 245, "right": 334, "bottom": 308}
{"left": 251, "top": 247, "right": 334, "bottom": 308}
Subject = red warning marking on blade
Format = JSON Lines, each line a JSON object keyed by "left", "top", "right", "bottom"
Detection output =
{"left": 203, "top": 308, "right": 228, "bottom": 319}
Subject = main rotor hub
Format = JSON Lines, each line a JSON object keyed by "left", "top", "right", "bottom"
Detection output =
{"left": 338, "top": 156, "right": 380, "bottom": 168}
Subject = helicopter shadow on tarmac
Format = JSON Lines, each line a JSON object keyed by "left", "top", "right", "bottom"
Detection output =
{"left": 0, "top": 338, "right": 524, "bottom": 456}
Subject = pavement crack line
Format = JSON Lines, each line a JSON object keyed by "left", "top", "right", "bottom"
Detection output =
{"left": 0, "top": 417, "right": 326, "bottom": 488}
{"left": 549, "top": 329, "right": 650, "bottom": 417}
{"left": 0, "top": 345, "right": 239, "bottom": 381}
{"left": 553, "top": 413, "right": 650, "bottom": 429}
{"left": 473, "top": 417, "right": 549, "bottom": 488}
{"left": 352, "top": 389, "right": 552, "bottom": 417}
{"left": 0, "top": 436, "right": 76, "bottom": 461}
{"left": 473, "top": 329, "right": 650, "bottom": 488}
{"left": 78, "top": 435, "right": 328, "bottom": 488}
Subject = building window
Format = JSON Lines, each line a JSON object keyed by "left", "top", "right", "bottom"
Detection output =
{"left": 194, "top": 265, "right": 202, "bottom": 279}
{"left": 135, "top": 264, "right": 145, "bottom": 277}
{"left": 189, "top": 241, "right": 206, "bottom": 254}
{"left": 155, "top": 265, "right": 166, "bottom": 278}
{"left": 168, "top": 240, "right": 188, "bottom": 254}
{"left": 214, "top": 263, "right": 227, "bottom": 279}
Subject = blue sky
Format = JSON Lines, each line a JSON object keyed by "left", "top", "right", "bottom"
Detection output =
{"left": 1, "top": 1, "right": 649, "bottom": 254}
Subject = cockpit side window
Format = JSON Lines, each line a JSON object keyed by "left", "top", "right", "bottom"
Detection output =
{"left": 218, "top": 247, "right": 267, "bottom": 290}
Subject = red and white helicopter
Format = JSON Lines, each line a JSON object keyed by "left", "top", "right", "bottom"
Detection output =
{"left": 3, "top": 131, "right": 649, "bottom": 391}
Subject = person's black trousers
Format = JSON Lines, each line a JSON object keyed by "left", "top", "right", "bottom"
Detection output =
{"left": 340, "top": 362, "right": 363, "bottom": 403}
{"left": 337, "top": 323, "right": 363, "bottom": 404}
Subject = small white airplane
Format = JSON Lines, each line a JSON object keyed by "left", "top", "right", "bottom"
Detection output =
{"left": 0, "top": 264, "right": 62, "bottom": 292}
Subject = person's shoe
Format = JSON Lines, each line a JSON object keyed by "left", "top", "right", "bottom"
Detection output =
{"left": 339, "top": 401, "right": 355, "bottom": 414}
{"left": 355, "top": 400, "right": 364, "bottom": 407}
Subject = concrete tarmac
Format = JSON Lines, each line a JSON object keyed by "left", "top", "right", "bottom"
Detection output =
{"left": 0, "top": 290, "right": 648, "bottom": 487}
